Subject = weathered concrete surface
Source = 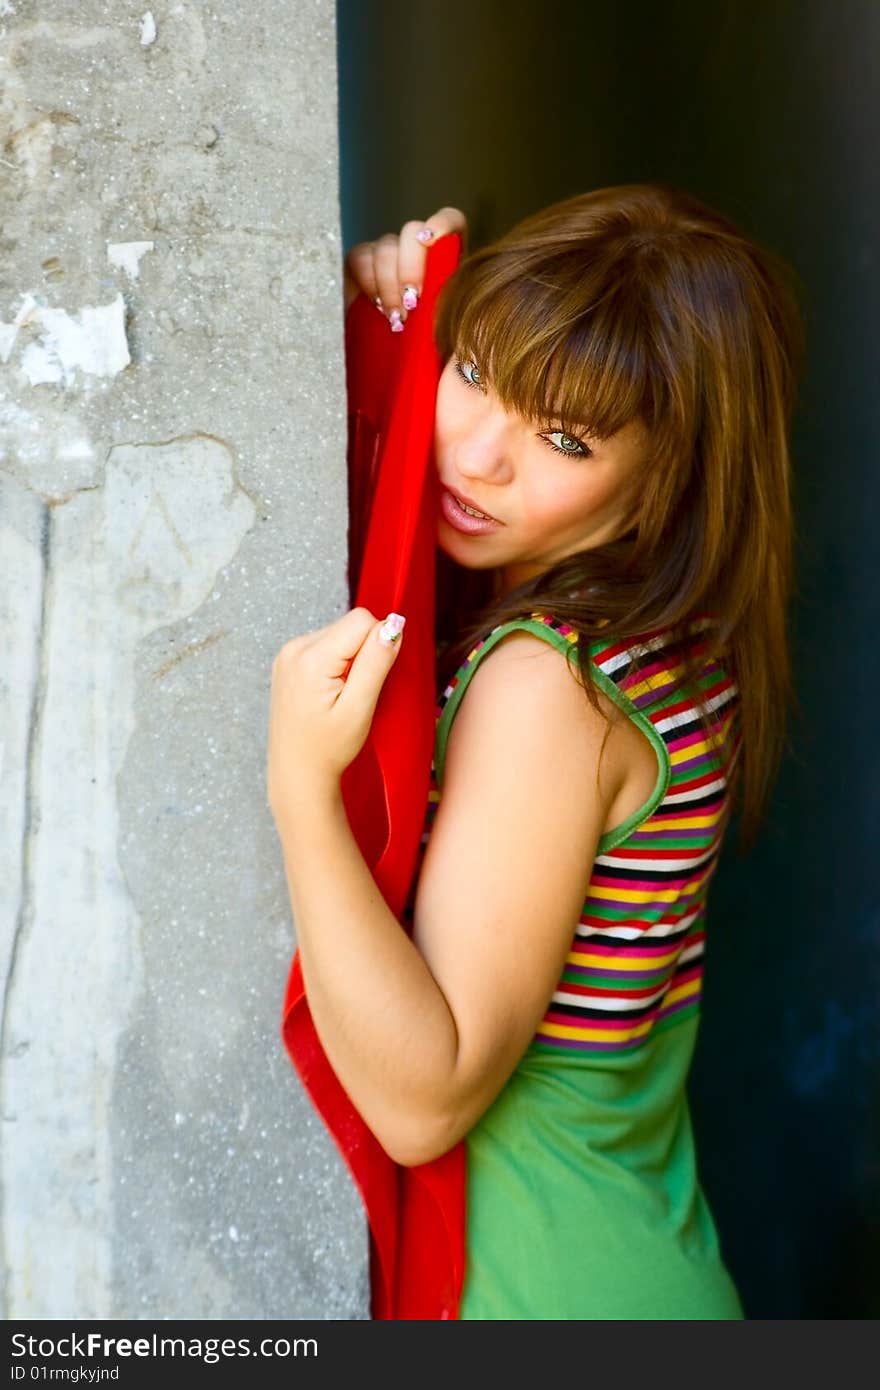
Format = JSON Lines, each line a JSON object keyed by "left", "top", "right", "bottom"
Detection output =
{"left": 0, "top": 2, "right": 368, "bottom": 1318}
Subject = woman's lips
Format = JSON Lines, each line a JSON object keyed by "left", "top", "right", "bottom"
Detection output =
{"left": 439, "top": 486, "right": 504, "bottom": 535}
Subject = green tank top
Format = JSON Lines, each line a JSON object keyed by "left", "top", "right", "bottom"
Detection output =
{"left": 407, "top": 611, "right": 745, "bottom": 1319}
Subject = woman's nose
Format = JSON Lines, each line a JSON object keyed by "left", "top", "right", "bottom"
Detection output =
{"left": 456, "top": 413, "right": 515, "bottom": 481}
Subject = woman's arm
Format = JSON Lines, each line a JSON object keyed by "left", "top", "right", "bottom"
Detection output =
{"left": 275, "top": 786, "right": 460, "bottom": 1166}
{"left": 275, "top": 630, "right": 625, "bottom": 1166}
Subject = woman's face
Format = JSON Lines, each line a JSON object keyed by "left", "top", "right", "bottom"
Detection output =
{"left": 434, "top": 352, "right": 648, "bottom": 596}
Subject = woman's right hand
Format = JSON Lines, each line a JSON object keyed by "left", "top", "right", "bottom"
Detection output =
{"left": 342, "top": 206, "right": 469, "bottom": 330}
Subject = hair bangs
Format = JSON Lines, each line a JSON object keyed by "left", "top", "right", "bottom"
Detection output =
{"left": 436, "top": 263, "right": 653, "bottom": 447}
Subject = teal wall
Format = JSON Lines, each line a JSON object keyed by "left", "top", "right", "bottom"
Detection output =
{"left": 338, "top": 0, "right": 879, "bottom": 1318}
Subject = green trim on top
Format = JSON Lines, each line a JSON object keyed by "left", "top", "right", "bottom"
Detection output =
{"left": 587, "top": 653, "right": 671, "bottom": 855}
{"left": 434, "top": 617, "right": 672, "bottom": 856}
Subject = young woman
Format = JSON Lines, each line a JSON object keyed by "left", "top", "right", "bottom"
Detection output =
{"left": 267, "top": 185, "right": 804, "bottom": 1318}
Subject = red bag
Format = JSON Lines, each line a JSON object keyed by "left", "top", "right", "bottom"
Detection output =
{"left": 280, "top": 233, "right": 467, "bottom": 1319}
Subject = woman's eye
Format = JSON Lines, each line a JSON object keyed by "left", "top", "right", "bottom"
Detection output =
{"left": 542, "top": 430, "right": 592, "bottom": 459}
{"left": 453, "top": 356, "right": 591, "bottom": 459}
{"left": 454, "top": 357, "right": 484, "bottom": 390}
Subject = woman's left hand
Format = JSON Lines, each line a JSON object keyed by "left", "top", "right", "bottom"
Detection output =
{"left": 266, "top": 606, "right": 406, "bottom": 823}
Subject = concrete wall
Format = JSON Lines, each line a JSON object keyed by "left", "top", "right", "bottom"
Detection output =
{"left": 0, "top": 1, "right": 367, "bottom": 1318}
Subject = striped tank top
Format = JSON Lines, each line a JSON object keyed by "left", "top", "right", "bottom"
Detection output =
{"left": 403, "top": 608, "right": 746, "bottom": 1318}
{"left": 405, "top": 609, "right": 743, "bottom": 1056}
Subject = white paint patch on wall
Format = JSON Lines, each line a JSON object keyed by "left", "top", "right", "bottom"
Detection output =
{"left": 106, "top": 241, "right": 155, "bottom": 281}
{"left": 0, "top": 296, "right": 39, "bottom": 365}
{"left": 0, "top": 393, "right": 100, "bottom": 498}
{"left": 1, "top": 293, "right": 130, "bottom": 387}
{"left": 139, "top": 12, "right": 157, "bottom": 47}
{"left": 1, "top": 436, "right": 256, "bottom": 1318}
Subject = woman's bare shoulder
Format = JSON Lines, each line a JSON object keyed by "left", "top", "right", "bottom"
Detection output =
{"left": 443, "top": 625, "right": 633, "bottom": 786}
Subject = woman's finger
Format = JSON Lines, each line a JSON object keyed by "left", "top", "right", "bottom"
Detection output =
{"left": 398, "top": 209, "right": 469, "bottom": 315}
{"left": 336, "top": 611, "right": 405, "bottom": 724}
{"left": 372, "top": 234, "right": 407, "bottom": 330}
{"left": 418, "top": 206, "right": 469, "bottom": 256}
{"left": 397, "top": 219, "right": 431, "bottom": 313}
{"left": 322, "top": 605, "right": 382, "bottom": 678}
{"left": 344, "top": 240, "right": 381, "bottom": 311}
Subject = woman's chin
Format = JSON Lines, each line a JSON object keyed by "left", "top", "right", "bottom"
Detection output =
{"left": 435, "top": 518, "right": 497, "bottom": 570}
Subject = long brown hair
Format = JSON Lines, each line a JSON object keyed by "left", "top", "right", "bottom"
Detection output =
{"left": 431, "top": 183, "right": 805, "bottom": 853}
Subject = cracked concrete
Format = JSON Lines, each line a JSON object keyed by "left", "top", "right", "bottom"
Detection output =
{"left": 0, "top": 1, "right": 366, "bottom": 1319}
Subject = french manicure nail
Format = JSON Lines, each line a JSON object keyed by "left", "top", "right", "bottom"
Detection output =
{"left": 402, "top": 286, "right": 418, "bottom": 310}
{"left": 379, "top": 612, "right": 406, "bottom": 644}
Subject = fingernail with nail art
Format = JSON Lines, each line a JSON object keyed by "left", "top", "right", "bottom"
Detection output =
{"left": 379, "top": 612, "right": 406, "bottom": 644}
{"left": 388, "top": 309, "right": 404, "bottom": 333}
{"left": 402, "top": 286, "right": 419, "bottom": 310}
{"left": 416, "top": 228, "right": 435, "bottom": 243}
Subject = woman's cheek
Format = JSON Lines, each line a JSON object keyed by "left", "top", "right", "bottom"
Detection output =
{"left": 537, "top": 478, "right": 598, "bottom": 530}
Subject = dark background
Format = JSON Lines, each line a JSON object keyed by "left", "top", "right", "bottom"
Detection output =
{"left": 337, "top": 0, "right": 879, "bottom": 1318}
